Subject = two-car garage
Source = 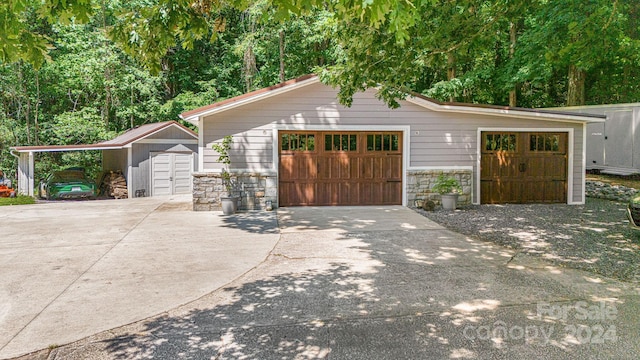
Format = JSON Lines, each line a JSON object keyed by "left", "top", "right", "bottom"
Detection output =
{"left": 278, "top": 129, "right": 569, "bottom": 207}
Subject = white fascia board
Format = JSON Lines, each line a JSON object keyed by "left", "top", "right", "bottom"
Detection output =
{"left": 11, "top": 146, "right": 124, "bottom": 153}
{"left": 182, "top": 115, "right": 199, "bottom": 126}
{"left": 551, "top": 103, "right": 640, "bottom": 111}
{"left": 181, "top": 76, "right": 321, "bottom": 123}
{"left": 406, "top": 96, "right": 606, "bottom": 124}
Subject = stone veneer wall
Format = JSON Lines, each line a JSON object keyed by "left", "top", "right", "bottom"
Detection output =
{"left": 407, "top": 169, "right": 473, "bottom": 207}
{"left": 192, "top": 171, "right": 278, "bottom": 211}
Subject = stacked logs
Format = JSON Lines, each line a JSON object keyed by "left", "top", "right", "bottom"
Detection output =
{"left": 101, "top": 171, "right": 128, "bottom": 199}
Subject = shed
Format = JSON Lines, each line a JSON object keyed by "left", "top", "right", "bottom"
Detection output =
{"left": 10, "top": 121, "right": 198, "bottom": 198}
{"left": 550, "top": 103, "right": 640, "bottom": 175}
{"left": 179, "top": 75, "right": 605, "bottom": 211}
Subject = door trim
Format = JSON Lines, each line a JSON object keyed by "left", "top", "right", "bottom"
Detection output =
{"left": 273, "top": 125, "right": 410, "bottom": 206}
{"left": 477, "top": 128, "right": 575, "bottom": 205}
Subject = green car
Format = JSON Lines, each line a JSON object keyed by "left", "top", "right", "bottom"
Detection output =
{"left": 39, "top": 169, "right": 97, "bottom": 200}
{"left": 627, "top": 194, "right": 640, "bottom": 229}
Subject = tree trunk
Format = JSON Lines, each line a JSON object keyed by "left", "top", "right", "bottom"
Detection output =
{"left": 34, "top": 70, "right": 40, "bottom": 145}
{"left": 130, "top": 83, "right": 135, "bottom": 129}
{"left": 508, "top": 21, "right": 517, "bottom": 107}
{"left": 18, "top": 63, "right": 31, "bottom": 144}
{"left": 101, "top": 0, "right": 111, "bottom": 128}
{"left": 243, "top": 44, "right": 256, "bottom": 92}
{"left": 447, "top": 52, "right": 456, "bottom": 102}
{"left": 567, "top": 64, "right": 586, "bottom": 106}
{"left": 279, "top": 30, "right": 285, "bottom": 83}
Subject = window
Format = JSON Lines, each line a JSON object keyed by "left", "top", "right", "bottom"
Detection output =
{"left": 529, "top": 134, "right": 560, "bottom": 152}
{"left": 485, "top": 133, "right": 516, "bottom": 151}
{"left": 366, "top": 133, "right": 399, "bottom": 151}
{"left": 281, "top": 133, "right": 315, "bottom": 151}
{"left": 324, "top": 134, "right": 357, "bottom": 151}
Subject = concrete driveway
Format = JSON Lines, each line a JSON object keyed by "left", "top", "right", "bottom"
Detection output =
{"left": 0, "top": 196, "right": 279, "bottom": 359}
{"left": 5, "top": 204, "right": 640, "bottom": 359}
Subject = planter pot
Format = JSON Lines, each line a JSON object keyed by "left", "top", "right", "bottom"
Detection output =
{"left": 414, "top": 199, "right": 424, "bottom": 208}
{"left": 221, "top": 195, "right": 238, "bottom": 215}
{"left": 440, "top": 193, "right": 459, "bottom": 211}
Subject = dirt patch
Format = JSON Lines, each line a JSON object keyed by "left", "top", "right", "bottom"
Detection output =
{"left": 156, "top": 201, "right": 192, "bottom": 212}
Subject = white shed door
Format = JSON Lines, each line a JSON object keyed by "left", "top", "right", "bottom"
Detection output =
{"left": 151, "top": 152, "right": 193, "bottom": 196}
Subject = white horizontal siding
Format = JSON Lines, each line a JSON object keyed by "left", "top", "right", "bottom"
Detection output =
{"left": 201, "top": 82, "right": 586, "bottom": 203}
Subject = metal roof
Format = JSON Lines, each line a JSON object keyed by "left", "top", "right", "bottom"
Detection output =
{"left": 11, "top": 121, "right": 197, "bottom": 153}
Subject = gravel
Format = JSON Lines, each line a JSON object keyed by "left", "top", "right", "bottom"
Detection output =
{"left": 415, "top": 197, "right": 640, "bottom": 283}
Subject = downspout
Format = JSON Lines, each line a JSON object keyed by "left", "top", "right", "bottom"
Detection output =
{"left": 9, "top": 149, "right": 20, "bottom": 161}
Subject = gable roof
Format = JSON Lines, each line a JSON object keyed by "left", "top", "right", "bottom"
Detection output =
{"left": 179, "top": 74, "right": 320, "bottom": 123}
{"left": 179, "top": 74, "right": 605, "bottom": 124}
{"left": 11, "top": 121, "right": 197, "bottom": 153}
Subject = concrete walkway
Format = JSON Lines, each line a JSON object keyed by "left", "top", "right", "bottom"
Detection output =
{"left": 5, "top": 205, "right": 640, "bottom": 359}
{"left": 0, "top": 196, "right": 279, "bottom": 359}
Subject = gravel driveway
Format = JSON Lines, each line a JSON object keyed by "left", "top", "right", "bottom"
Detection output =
{"left": 417, "top": 197, "right": 640, "bottom": 283}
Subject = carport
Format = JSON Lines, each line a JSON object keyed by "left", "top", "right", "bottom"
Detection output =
{"left": 10, "top": 121, "right": 198, "bottom": 198}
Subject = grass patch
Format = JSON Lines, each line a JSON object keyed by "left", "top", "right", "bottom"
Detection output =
{"left": 0, "top": 195, "right": 36, "bottom": 206}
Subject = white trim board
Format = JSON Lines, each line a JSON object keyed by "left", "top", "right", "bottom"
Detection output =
{"left": 476, "top": 127, "right": 577, "bottom": 205}
{"left": 408, "top": 166, "right": 474, "bottom": 171}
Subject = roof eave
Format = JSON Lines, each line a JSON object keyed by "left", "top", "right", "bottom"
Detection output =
{"left": 406, "top": 96, "right": 606, "bottom": 123}
{"left": 10, "top": 145, "right": 125, "bottom": 153}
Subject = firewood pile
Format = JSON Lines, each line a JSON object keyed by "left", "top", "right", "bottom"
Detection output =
{"left": 101, "top": 171, "right": 128, "bottom": 199}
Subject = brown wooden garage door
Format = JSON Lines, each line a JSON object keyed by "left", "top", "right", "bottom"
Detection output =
{"left": 279, "top": 131, "right": 402, "bottom": 206}
{"left": 480, "top": 132, "right": 568, "bottom": 204}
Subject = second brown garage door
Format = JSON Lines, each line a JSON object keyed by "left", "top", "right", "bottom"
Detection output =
{"left": 480, "top": 131, "right": 568, "bottom": 204}
{"left": 279, "top": 131, "right": 402, "bottom": 206}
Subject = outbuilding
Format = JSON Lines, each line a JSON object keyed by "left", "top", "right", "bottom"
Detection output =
{"left": 180, "top": 75, "right": 605, "bottom": 211}
{"left": 550, "top": 103, "right": 640, "bottom": 175}
{"left": 11, "top": 121, "right": 198, "bottom": 198}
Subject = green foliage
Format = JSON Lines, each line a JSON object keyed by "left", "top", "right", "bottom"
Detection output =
{"left": 212, "top": 135, "right": 234, "bottom": 192}
{"left": 0, "top": 1, "right": 51, "bottom": 68}
{"left": 432, "top": 174, "right": 462, "bottom": 195}
{"left": 0, "top": 195, "right": 36, "bottom": 206}
{"left": 157, "top": 79, "right": 220, "bottom": 122}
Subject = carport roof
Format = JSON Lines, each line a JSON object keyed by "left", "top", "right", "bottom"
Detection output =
{"left": 10, "top": 121, "right": 197, "bottom": 153}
